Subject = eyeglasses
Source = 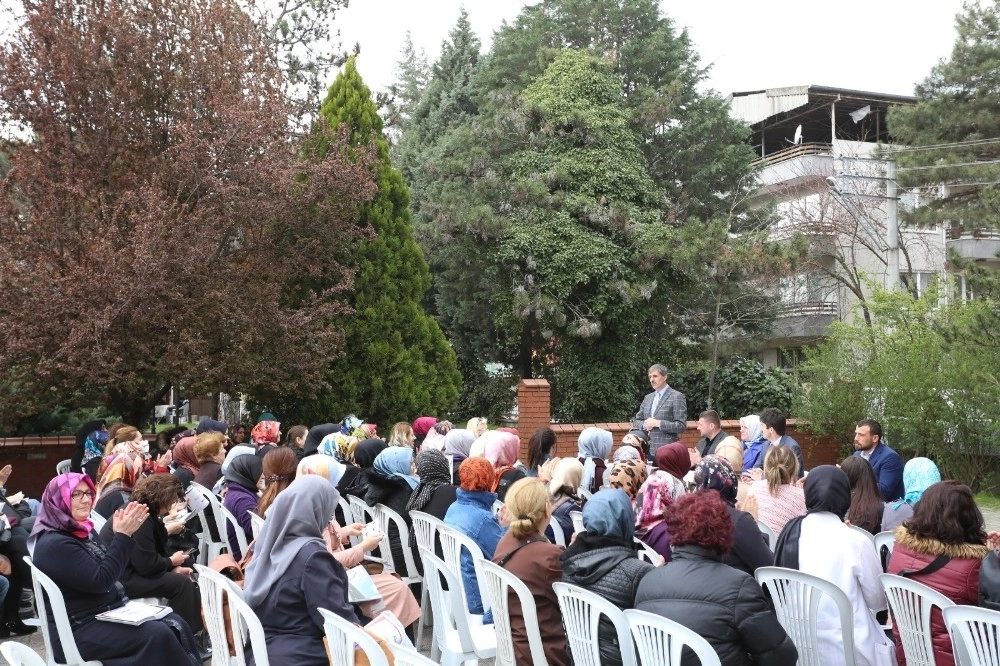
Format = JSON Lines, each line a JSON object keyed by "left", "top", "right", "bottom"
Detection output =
{"left": 71, "top": 490, "right": 95, "bottom": 501}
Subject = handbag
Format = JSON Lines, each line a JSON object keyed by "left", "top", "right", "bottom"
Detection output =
{"left": 979, "top": 550, "right": 1000, "bottom": 612}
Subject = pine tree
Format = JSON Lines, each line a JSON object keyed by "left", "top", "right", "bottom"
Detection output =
{"left": 383, "top": 32, "right": 430, "bottom": 141}
{"left": 309, "top": 58, "right": 461, "bottom": 425}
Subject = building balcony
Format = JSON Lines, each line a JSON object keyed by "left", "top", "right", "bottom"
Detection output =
{"left": 771, "top": 301, "right": 839, "bottom": 340}
{"left": 946, "top": 224, "right": 1000, "bottom": 263}
{"left": 752, "top": 143, "right": 834, "bottom": 194}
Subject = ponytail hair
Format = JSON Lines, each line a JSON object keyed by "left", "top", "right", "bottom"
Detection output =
{"left": 764, "top": 445, "right": 799, "bottom": 496}
{"left": 504, "top": 477, "right": 550, "bottom": 540}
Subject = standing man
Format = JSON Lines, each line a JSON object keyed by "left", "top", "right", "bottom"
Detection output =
{"left": 632, "top": 364, "right": 687, "bottom": 455}
{"left": 853, "top": 419, "right": 905, "bottom": 501}
{"left": 695, "top": 410, "right": 728, "bottom": 457}
{"left": 751, "top": 408, "right": 805, "bottom": 478}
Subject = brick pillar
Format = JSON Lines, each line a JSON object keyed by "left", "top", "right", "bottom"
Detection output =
{"left": 516, "top": 379, "right": 551, "bottom": 463}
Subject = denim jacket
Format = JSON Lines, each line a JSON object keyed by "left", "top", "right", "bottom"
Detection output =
{"left": 443, "top": 488, "right": 505, "bottom": 622}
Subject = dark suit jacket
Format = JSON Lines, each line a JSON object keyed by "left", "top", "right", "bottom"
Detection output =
{"left": 632, "top": 386, "right": 687, "bottom": 451}
{"left": 752, "top": 435, "right": 805, "bottom": 478}
{"left": 697, "top": 430, "right": 729, "bottom": 457}
{"left": 855, "top": 442, "right": 905, "bottom": 501}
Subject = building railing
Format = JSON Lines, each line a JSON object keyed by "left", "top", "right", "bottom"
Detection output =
{"left": 752, "top": 143, "right": 834, "bottom": 168}
{"left": 777, "top": 301, "right": 838, "bottom": 317}
{"left": 947, "top": 222, "right": 1000, "bottom": 241}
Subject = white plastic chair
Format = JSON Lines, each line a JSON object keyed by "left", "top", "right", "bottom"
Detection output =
{"left": 319, "top": 607, "right": 388, "bottom": 666}
{"left": 634, "top": 537, "right": 662, "bottom": 566}
{"left": 227, "top": 589, "right": 269, "bottom": 666}
{"left": 387, "top": 643, "right": 438, "bottom": 666}
{"left": 437, "top": 523, "right": 489, "bottom": 615}
{"left": 193, "top": 564, "right": 244, "bottom": 666}
{"left": 880, "top": 573, "right": 954, "bottom": 666}
{"left": 23, "top": 556, "right": 104, "bottom": 666}
{"left": 0, "top": 641, "right": 46, "bottom": 666}
{"left": 548, "top": 517, "right": 566, "bottom": 546}
{"left": 88, "top": 511, "right": 107, "bottom": 534}
{"left": 219, "top": 503, "right": 250, "bottom": 560}
{"left": 55, "top": 460, "right": 71, "bottom": 476}
{"left": 756, "top": 520, "right": 777, "bottom": 550}
{"left": 569, "top": 510, "right": 584, "bottom": 534}
{"left": 417, "top": 546, "right": 497, "bottom": 666}
{"left": 338, "top": 497, "right": 360, "bottom": 546}
{"left": 553, "top": 582, "right": 636, "bottom": 666}
{"left": 624, "top": 608, "right": 721, "bottom": 666}
{"left": 578, "top": 488, "right": 594, "bottom": 501}
{"left": 849, "top": 523, "right": 875, "bottom": 543}
{"left": 247, "top": 511, "right": 264, "bottom": 542}
{"left": 187, "top": 482, "right": 228, "bottom": 563}
{"left": 409, "top": 511, "right": 444, "bottom": 659}
{"left": 347, "top": 494, "right": 374, "bottom": 525}
{"left": 372, "top": 504, "right": 421, "bottom": 586}
{"left": 875, "top": 530, "right": 896, "bottom": 569}
{"left": 943, "top": 604, "right": 1000, "bottom": 666}
{"left": 477, "top": 557, "right": 548, "bottom": 666}
{"left": 755, "top": 566, "right": 858, "bottom": 666}
{"left": 491, "top": 499, "right": 504, "bottom": 516}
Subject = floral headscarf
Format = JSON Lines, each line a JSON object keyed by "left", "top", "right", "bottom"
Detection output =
{"left": 251, "top": 420, "right": 281, "bottom": 447}
{"left": 893, "top": 457, "right": 942, "bottom": 509}
{"left": 30, "top": 473, "right": 96, "bottom": 546}
{"left": 96, "top": 452, "right": 144, "bottom": 498}
{"left": 635, "top": 471, "right": 686, "bottom": 533}
{"left": 319, "top": 433, "right": 357, "bottom": 462}
{"left": 613, "top": 445, "right": 641, "bottom": 462}
{"left": 458, "top": 457, "right": 496, "bottom": 492}
{"left": 693, "top": 455, "right": 739, "bottom": 507}
{"left": 82, "top": 430, "right": 110, "bottom": 467}
{"left": 352, "top": 424, "right": 378, "bottom": 440}
{"left": 609, "top": 459, "right": 647, "bottom": 499}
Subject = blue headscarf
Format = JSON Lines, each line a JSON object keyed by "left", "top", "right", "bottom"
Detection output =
{"left": 373, "top": 447, "right": 419, "bottom": 490}
{"left": 893, "top": 457, "right": 941, "bottom": 509}
{"left": 81, "top": 430, "right": 110, "bottom": 466}
{"left": 582, "top": 488, "right": 635, "bottom": 542}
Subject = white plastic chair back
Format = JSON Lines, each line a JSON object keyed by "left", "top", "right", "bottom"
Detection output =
{"left": 553, "top": 582, "right": 636, "bottom": 666}
{"left": 219, "top": 503, "right": 249, "bottom": 559}
{"left": 88, "top": 511, "right": 107, "bottom": 534}
{"left": 634, "top": 537, "right": 662, "bottom": 566}
{"left": 24, "top": 556, "right": 103, "bottom": 666}
{"left": 549, "top": 517, "right": 566, "bottom": 546}
{"left": 248, "top": 512, "right": 264, "bottom": 542}
{"left": 387, "top": 644, "right": 438, "bottom": 666}
{"left": 943, "top": 604, "right": 1000, "bottom": 666}
{"left": 193, "top": 563, "right": 243, "bottom": 666}
{"left": 55, "top": 460, "right": 72, "bottom": 476}
{"left": 319, "top": 607, "right": 388, "bottom": 666}
{"left": 874, "top": 531, "right": 896, "bottom": 569}
{"left": 755, "top": 566, "right": 857, "bottom": 666}
{"left": 569, "top": 511, "right": 584, "bottom": 534}
{"left": 849, "top": 523, "right": 875, "bottom": 543}
{"left": 437, "top": 523, "right": 488, "bottom": 614}
{"left": 578, "top": 487, "right": 593, "bottom": 501}
{"left": 187, "top": 482, "right": 227, "bottom": 563}
{"left": 756, "top": 520, "right": 777, "bottom": 550}
{"left": 624, "top": 608, "right": 721, "bottom": 666}
{"left": 347, "top": 495, "right": 374, "bottom": 525}
{"left": 492, "top": 499, "right": 504, "bottom": 516}
{"left": 409, "top": 511, "right": 444, "bottom": 659}
{"left": 417, "top": 546, "right": 497, "bottom": 666}
{"left": 338, "top": 497, "right": 360, "bottom": 546}
{"left": 372, "top": 504, "right": 421, "bottom": 585}
{"left": 228, "top": 589, "right": 269, "bottom": 666}
{"left": 477, "top": 557, "right": 549, "bottom": 666}
{"left": 0, "top": 641, "right": 47, "bottom": 666}
{"left": 880, "top": 573, "right": 954, "bottom": 666}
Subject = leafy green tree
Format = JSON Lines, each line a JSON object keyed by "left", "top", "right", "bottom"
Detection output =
{"left": 300, "top": 58, "right": 460, "bottom": 426}
{"left": 672, "top": 357, "right": 798, "bottom": 420}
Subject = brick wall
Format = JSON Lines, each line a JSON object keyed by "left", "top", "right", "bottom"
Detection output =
{"left": 515, "top": 379, "right": 843, "bottom": 469}
{"left": 0, "top": 437, "right": 77, "bottom": 497}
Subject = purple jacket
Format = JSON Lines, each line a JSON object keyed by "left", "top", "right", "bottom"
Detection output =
{"left": 639, "top": 522, "right": 673, "bottom": 564}
{"left": 222, "top": 484, "right": 258, "bottom": 559}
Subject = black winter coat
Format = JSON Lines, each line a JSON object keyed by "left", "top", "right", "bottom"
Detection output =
{"left": 723, "top": 505, "right": 774, "bottom": 576}
{"left": 363, "top": 471, "right": 414, "bottom": 577}
{"left": 634, "top": 545, "right": 797, "bottom": 666}
{"left": 561, "top": 534, "right": 653, "bottom": 666}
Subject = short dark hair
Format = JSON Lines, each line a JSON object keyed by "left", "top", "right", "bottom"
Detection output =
{"left": 665, "top": 491, "right": 734, "bottom": 557}
{"left": 856, "top": 419, "right": 882, "bottom": 441}
{"left": 699, "top": 410, "right": 721, "bottom": 428}
{"left": 905, "top": 481, "right": 986, "bottom": 546}
{"left": 759, "top": 408, "right": 786, "bottom": 436}
{"left": 133, "top": 473, "right": 182, "bottom": 515}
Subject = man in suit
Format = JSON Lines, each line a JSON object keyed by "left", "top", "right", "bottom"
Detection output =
{"left": 632, "top": 364, "right": 687, "bottom": 455}
{"left": 853, "top": 418, "right": 905, "bottom": 501}
{"left": 750, "top": 407, "right": 805, "bottom": 478}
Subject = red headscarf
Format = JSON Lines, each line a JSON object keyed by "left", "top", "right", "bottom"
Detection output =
{"left": 412, "top": 417, "right": 438, "bottom": 437}
{"left": 251, "top": 420, "right": 281, "bottom": 446}
{"left": 459, "top": 457, "right": 496, "bottom": 493}
{"left": 654, "top": 441, "right": 691, "bottom": 481}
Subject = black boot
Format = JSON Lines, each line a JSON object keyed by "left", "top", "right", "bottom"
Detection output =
{"left": 193, "top": 630, "right": 212, "bottom": 663}
{"left": 4, "top": 616, "right": 37, "bottom": 636}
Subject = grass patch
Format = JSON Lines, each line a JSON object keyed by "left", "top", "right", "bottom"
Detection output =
{"left": 976, "top": 493, "right": 1000, "bottom": 512}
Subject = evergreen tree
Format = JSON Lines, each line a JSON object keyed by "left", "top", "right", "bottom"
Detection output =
{"left": 382, "top": 32, "right": 430, "bottom": 141}
{"left": 308, "top": 58, "right": 461, "bottom": 425}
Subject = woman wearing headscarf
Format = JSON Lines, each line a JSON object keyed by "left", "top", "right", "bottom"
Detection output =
{"left": 485, "top": 430, "right": 525, "bottom": 501}
{"left": 354, "top": 437, "right": 388, "bottom": 471}
{"left": 170, "top": 436, "right": 201, "bottom": 489}
{"left": 577, "top": 427, "right": 612, "bottom": 495}
{"left": 466, "top": 417, "right": 488, "bottom": 438}
{"left": 222, "top": 454, "right": 263, "bottom": 559}
{"left": 561, "top": 489, "right": 653, "bottom": 666}
{"left": 94, "top": 451, "right": 145, "bottom": 519}
{"left": 740, "top": 414, "right": 768, "bottom": 473}
{"left": 365, "top": 446, "right": 418, "bottom": 577}
{"left": 251, "top": 420, "right": 281, "bottom": 458}
{"left": 653, "top": 441, "right": 691, "bottom": 485}
{"left": 297, "top": 456, "right": 422, "bottom": 630}
{"left": 635, "top": 491, "right": 797, "bottom": 666}
{"left": 406, "top": 450, "right": 457, "bottom": 526}
{"left": 29, "top": 474, "right": 198, "bottom": 665}
{"left": 881, "top": 457, "right": 941, "bottom": 532}
{"left": 319, "top": 432, "right": 367, "bottom": 503}
{"left": 443, "top": 458, "right": 505, "bottom": 623}
{"left": 411, "top": 417, "right": 438, "bottom": 449}
{"left": 546, "top": 458, "right": 584, "bottom": 544}
{"left": 634, "top": 467, "right": 686, "bottom": 564}
{"left": 72, "top": 419, "right": 108, "bottom": 474}
{"left": 243, "top": 475, "right": 358, "bottom": 665}
{"left": 608, "top": 459, "right": 648, "bottom": 502}
{"left": 80, "top": 428, "right": 111, "bottom": 483}
{"left": 302, "top": 423, "right": 339, "bottom": 457}
{"left": 693, "top": 455, "right": 773, "bottom": 576}
{"left": 774, "top": 466, "right": 893, "bottom": 666}
{"left": 443, "top": 429, "right": 475, "bottom": 484}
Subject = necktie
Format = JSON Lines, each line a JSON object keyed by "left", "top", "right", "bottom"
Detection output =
{"left": 651, "top": 391, "right": 661, "bottom": 415}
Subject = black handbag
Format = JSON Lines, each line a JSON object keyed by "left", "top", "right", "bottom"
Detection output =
{"left": 979, "top": 550, "right": 1000, "bottom": 612}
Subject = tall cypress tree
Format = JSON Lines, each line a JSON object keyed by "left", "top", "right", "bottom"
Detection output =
{"left": 311, "top": 57, "right": 460, "bottom": 425}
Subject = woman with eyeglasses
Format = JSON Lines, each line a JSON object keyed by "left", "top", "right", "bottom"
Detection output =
{"left": 29, "top": 473, "right": 200, "bottom": 665}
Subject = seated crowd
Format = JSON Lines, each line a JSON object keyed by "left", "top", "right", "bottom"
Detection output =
{"left": 15, "top": 410, "right": 1000, "bottom": 666}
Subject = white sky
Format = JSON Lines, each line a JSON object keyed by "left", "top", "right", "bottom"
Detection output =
{"left": 335, "top": 0, "right": 970, "bottom": 99}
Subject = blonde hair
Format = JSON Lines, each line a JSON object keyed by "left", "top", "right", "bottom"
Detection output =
{"left": 104, "top": 425, "right": 141, "bottom": 455}
{"left": 764, "top": 445, "right": 799, "bottom": 495}
{"left": 194, "top": 432, "right": 226, "bottom": 463}
{"left": 389, "top": 422, "right": 413, "bottom": 447}
{"left": 714, "top": 436, "right": 743, "bottom": 473}
{"left": 466, "top": 417, "right": 488, "bottom": 438}
{"left": 505, "top": 477, "right": 550, "bottom": 540}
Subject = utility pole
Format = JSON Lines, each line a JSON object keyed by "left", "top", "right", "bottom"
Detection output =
{"left": 885, "top": 159, "right": 900, "bottom": 291}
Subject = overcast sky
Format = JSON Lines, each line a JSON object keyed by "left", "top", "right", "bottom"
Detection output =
{"left": 335, "top": 0, "right": 971, "bottom": 99}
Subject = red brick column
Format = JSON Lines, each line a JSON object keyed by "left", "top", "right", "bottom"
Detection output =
{"left": 516, "top": 379, "right": 552, "bottom": 462}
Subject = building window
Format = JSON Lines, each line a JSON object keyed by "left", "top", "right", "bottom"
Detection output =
{"left": 779, "top": 347, "right": 806, "bottom": 372}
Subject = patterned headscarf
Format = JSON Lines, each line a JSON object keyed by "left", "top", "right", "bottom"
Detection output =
{"left": 654, "top": 442, "right": 691, "bottom": 480}
{"left": 96, "top": 452, "right": 144, "bottom": 498}
{"left": 251, "top": 420, "right": 281, "bottom": 447}
{"left": 352, "top": 424, "right": 378, "bottom": 440}
{"left": 373, "top": 447, "right": 419, "bottom": 490}
{"left": 894, "top": 457, "right": 942, "bottom": 509}
{"left": 30, "top": 473, "right": 96, "bottom": 546}
{"left": 406, "top": 450, "right": 453, "bottom": 514}
{"left": 319, "top": 433, "right": 357, "bottom": 462}
{"left": 609, "top": 459, "right": 648, "bottom": 499}
{"left": 459, "top": 457, "right": 496, "bottom": 492}
{"left": 82, "top": 430, "right": 110, "bottom": 467}
{"left": 693, "top": 455, "right": 739, "bottom": 507}
{"left": 635, "top": 471, "right": 686, "bottom": 533}
{"left": 613, "top": 445, "right": 641, "bottom": 462}
{"left": 172, "top": 437, "right": 200, "bottom": 475}
{"left": 549, "top": 458, "right": 583, "bottom": 498}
